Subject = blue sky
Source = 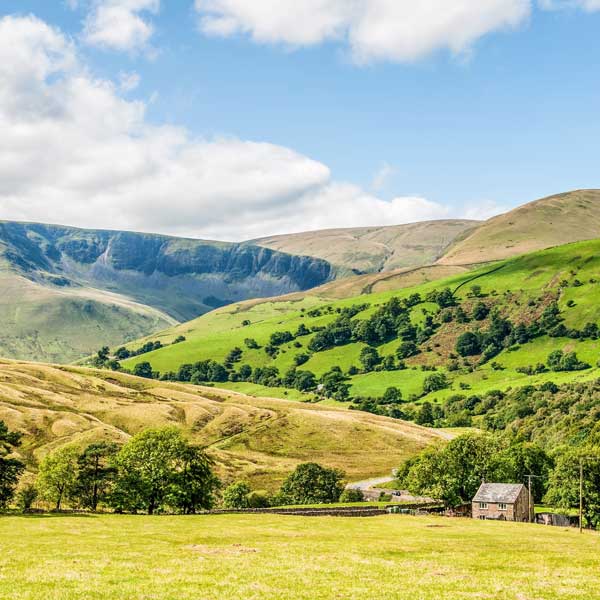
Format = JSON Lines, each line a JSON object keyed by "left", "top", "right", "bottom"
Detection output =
{"left": 0, "top": 1, "right": 599, "bottom": 239}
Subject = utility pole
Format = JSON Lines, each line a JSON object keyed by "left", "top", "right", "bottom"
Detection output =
{"left": 525, "top": 474, "right": 542, "bottom": 523}
{"left": 579, "top": 458, "right": 584, "bottom": 534}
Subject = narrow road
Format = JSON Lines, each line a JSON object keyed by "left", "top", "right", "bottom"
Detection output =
{"left": 346, "top": 476, "right": 395, "bottom": 491}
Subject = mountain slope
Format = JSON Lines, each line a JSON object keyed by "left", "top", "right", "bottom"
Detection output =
{"left": 0, "top": 360, "right": 444, "bottom": 490}
{"left": 254, "top": 220, "right": 479, "bottom": 275}
{"left": 0, "top": 222, "right": 332, "bottom": 362}
{"left": 439, "top": 189, "right": 600, "bottom": 265}
{"left": 121, "top": 237, "right": 600, "bottom": 409}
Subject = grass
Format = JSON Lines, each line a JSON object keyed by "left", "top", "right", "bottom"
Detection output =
{"left": 0, "top": 513, "right": 598, "bottom": 599}
{"left": 0, "top": 360, "right": 444, "bottom": 491}
{"left": 121, "top": 237, "right": 600, "bottom": 403}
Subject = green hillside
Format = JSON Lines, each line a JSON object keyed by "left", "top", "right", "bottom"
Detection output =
{"left": 121, "top": 238, "right": 600, "bottom": 413}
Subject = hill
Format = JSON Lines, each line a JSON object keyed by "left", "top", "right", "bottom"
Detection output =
{"left": 0, "top": 360, "right": 443, "bottom": 490}
{"left": 121, "top": 237, "right": 600, "bottom": 431}
{"left": 254, "top": 220, "right": 479, "bottom": 275}
{"left": 439, "top": 189, "right": 600, "bottom": 265}
{"left": 0, "top": 222, "right": 332, "bottom": 362}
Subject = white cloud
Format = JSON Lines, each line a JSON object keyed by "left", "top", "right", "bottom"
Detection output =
{"left": 0, "top": 15, "right": 454, "bottom": 241}
{"left": 83, "top": 0, "right": 160, "bottom": 51}
{"left": 195, "top": 0, "right": 532, "bottom": 63}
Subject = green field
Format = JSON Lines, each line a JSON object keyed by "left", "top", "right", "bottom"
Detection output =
{"left": 1, "top": 513, "right": 598, "bottom": 599}
{"left": 122, "top": 238, "right": 600, "bottom": 402}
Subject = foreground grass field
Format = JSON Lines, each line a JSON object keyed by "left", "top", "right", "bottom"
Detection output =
{"left": 0, "top": 513, "right": 598, "bottom": 599}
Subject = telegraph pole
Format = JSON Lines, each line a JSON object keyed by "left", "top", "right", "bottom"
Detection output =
{"left": 525, "top": 474, "right": 542, "bottom": 523}
{"left": 579, "top": 458, "right": 584, "bottom": 534}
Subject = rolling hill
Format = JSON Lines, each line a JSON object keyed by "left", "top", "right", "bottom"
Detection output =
{"left": 439, "top": 189, "right": 600, "bottom": 265}
{"left": 0, "top": 222, "right": 332, "bottom": 362}
{"left": 121, "top": 237, "right": 600, "bottom": 415}
{"left": 0, "top": 360, "right": 444, "bottom": 490}
{"left": 254, "top": 220, "right": 479, "bottom": 275}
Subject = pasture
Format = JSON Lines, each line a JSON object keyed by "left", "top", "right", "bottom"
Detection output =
{"left": 0, "top": 513, "right": 598, "bottom": 599}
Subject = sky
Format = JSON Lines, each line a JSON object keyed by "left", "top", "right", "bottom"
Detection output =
{"left": 0, "top": 1, "right": 599, "bottom": 241}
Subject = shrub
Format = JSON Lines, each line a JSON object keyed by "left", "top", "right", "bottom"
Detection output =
{"left": 339, "top": 488, "right": 364, "bottom": 503}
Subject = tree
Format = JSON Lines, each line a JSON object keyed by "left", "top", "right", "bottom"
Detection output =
{"left": 472, "top": 302, "right": 489, "bottom": 321}
{"left": 545, "top": 447, "right": 600, "bottom": 529}
{"left": 381, "top": 387, "right": 402, "bottom": 404}
{"left": 422, "top": 372, "right": 448, "bottom": 394}
{"left": 133, "top": 361, "right": 154, "bottom": 379}
{"left": 415, "top": 402, "right": 434, "bottom": 426}
{"left": 222, "top": 482, "right": 251, "bottom": 509}
{"left": 396, "top": 341, "right": 418, "bottom": 360}
{"left": 225, "top": 347, "right": 243, "bottom": 366}
{"left": 359, "top": 346, "right": 381, "bottom": 372}
{"left": 37, "top": 446, "right": 79, "bottom": 511}
{"left": 279, "top": 463, "right": 345, "bottom": 505}
{"left": 111, "top": 427, "right": 217, "bottom": 514}
{"left": 0, "top": 421, "right": 25, "bottom": 509}
{"left": 456, "top": 332, "right": 481, "bottom": 357}
{"left": 72, "top": 442, "right": 118, "bottom": 511}
{"left": 16, "top": 485, "right": 38, "bottom": 512}
{"left": 339, "top": 488, "right": 364, "bottom": 503}
{"left": 244, "top": 338, "right": 259, "bottom": 349}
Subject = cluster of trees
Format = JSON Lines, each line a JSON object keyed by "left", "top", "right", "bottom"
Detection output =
{"left": 222, "top": 463, "right": 347, "bottom": 508}
{"left": 4, "top": 428, "right": 219, "bottom": 514}
{"left": 0, "top": 421, "right": 24, "bottom": 509}
{"left": 92, "top": 337, "right": 186, "bottom": 369}
{"left": 397, "top": 430, "right": 600, "bottom": 528}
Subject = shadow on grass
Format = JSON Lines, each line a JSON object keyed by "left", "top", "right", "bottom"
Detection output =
{"left": 0, "top": 512, "right": 99, "bottom": 520}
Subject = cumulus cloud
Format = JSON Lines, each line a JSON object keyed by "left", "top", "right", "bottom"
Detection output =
{"left": 0, "top": 15, "right": 454, "bottom": 241}
{"left": 82, "top": 0, "right": 160, "bottom": 51}
{"left": 195, "top": 0, "right": 531, "bottom": 63}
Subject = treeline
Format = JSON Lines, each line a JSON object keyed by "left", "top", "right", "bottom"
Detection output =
{"left": 0, "top": 421, "right": 352, "bottom": 514}
{"left": 91, "top": 335, "right": 186, "bottom": 369}
{"left": 396, "top": 430, "right": 600, "bottom": 528}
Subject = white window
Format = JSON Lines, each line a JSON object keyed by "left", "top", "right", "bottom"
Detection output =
{"left": 479, "top": 502, "right": 488, "bottom": 509}
{"left": 498, "top": 503, "right": 507, "bottom": 511}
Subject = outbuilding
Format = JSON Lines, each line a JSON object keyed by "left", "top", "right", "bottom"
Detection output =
{"left": 472, "top": 483, "right": 531, "bottom": 522}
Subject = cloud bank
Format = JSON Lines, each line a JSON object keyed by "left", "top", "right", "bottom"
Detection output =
{"left": 195, "top": 0, "right": 532, "bottom": 63}
{"left": 0, "top": 15, "right": 465, "bottom": 241}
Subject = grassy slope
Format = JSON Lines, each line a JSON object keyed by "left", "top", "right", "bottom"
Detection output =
{"left": 440, "top": 189, "right": 600, "bottom": 265}
{"left": 1, "top": 514, "right": 598, "bottom": 600}
{"left": 124, "top": 238, "right": 600, "bottom": 403}
{"left": 254, "top": 220, "right": 479, "bottom": 275}
{"left": 0, "top": 273, "right": 175, "bottom": 363}
{"left": 0, "top": 360, "right": 443, "bottom": 490}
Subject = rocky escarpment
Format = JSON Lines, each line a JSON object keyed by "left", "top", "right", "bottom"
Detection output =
{"left": 0, "top": 221, "right": 333, "bottom": 362}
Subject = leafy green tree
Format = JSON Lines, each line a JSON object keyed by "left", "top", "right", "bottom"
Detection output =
{"left": 225, "top": 347, "right": 243, "bottom": 366}
{"left": 472, "top": 302, "right": 489, "bottom": 320}
{"left": 396, "top": 341, "right": 418, "bottom": 359}
{"left": 73, "top": 442, "right": 118, "bottom": 511}
{"left": 244, "top": 338, "right": 259, "bottom": 349}
{"left": 111, "top": 427, "right": 217, "bottom": 514}
{"left": 36, "top": 445, "right": 79, "bottom": 511}
{"left": 359, "top": 346, "right": 381, "bottom": 372}
{"left": 222, "top": 482, "right": 251, "bottom": 509}
{"left": 339, "top": 488, "right": 364, "bottom": 502}
{"left": 545, "top": 446, "right": 600, "bottom": 528}
{"left": 422, "top": 372, "right": 448, "bottom": 394}
{"left": 16, "top": 484, "right": 38, "bottom": 512}
{"left": 415, "top": 402, "right": 435, "bottom": 426}
{"left": 279, "top": 463, "right": 345, "bottom": 505}
{"left": 382, "top": 387, "right": 402, "bottom": 404}
{"left": 133, "top": 361, "right": 154, "bottom": 379}
{"left": 0, "top": 421, "right": 25, "bottom": 509}
{"left": 456, "top": 332, "right": 481, "bottom": 356}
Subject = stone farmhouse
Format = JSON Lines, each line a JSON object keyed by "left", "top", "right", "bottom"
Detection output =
{"left": 472, "top": 483, "right": 531, "bottom": 522}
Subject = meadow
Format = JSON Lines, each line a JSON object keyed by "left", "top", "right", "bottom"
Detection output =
{"left": 0, "top": 513, "right": 598, "bottom": 599}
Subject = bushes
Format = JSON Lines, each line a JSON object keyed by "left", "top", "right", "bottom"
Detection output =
{"left": 547, "top": 350, "right": 590, "bottom": 372}
{"left": 278, "top": 463, "right": 345, "bottom": 505}
{"left": 339, "top": 488, "right": 364, "bottom": 503}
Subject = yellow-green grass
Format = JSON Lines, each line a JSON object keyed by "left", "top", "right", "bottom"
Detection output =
{"left": 123, "top": 238, "right": 600, "bottom": 402}
{"left": 0, "top": 360, "right": 444, "bottom": 491}
{"left": 1, "top": 513, "right": 598, "bottom": 599}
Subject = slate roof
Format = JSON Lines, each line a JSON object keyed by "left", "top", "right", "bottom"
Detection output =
{"left": 472, "top": 483, "right": 525, "bottom": 504}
